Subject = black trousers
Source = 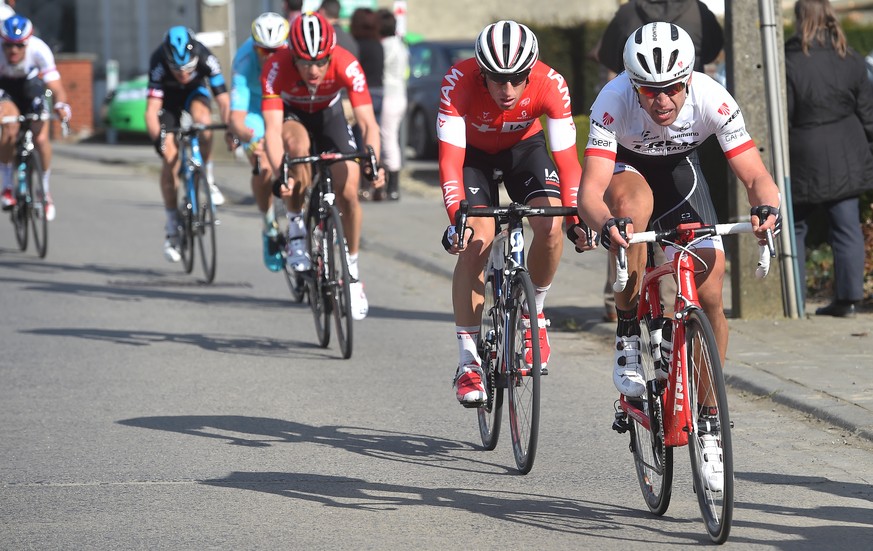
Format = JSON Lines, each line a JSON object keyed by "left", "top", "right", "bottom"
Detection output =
{"left": 794, "top": 196, "right": 866, "bottom": 303}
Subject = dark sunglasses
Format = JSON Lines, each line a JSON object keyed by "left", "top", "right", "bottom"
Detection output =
{"left": 635, "top": 81, "right": 686, "bottom": 98}
{"left": 484, "top": 70, "right": 529, "bottom": 87}
{"left": 2, "top": 42, "right": 25, "bottom": 50}
{"left": 295, "top": 56, "right": 330, "bottom": 68}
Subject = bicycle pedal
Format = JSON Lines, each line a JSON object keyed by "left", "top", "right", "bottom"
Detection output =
{"left": 612, "top": 412, "right": 630, "bottom": 434}
{"left": 540, "top": 367, "right": 549, "bottom": 376}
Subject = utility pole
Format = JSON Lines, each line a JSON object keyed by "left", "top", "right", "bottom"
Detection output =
{"left": 724, "top": 0, "right": 790, "bottom": 318}
{"left": 199, "top": 0, "right": 235, "bottom": 84}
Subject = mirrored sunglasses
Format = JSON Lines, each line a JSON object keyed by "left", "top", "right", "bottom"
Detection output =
{"left": 484, "top": 70, "right": 529, "bottom": 87}
{"left": 171, "top": 57, "right": 199, "bottom": 74}
{"left": 255, "top": 45, "right": 278, "bottom": 56}
{"left": 635, "top": 81, "right": 686, "bottom": 98}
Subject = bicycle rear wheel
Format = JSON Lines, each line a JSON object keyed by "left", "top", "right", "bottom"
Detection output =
{"left": 684, "top": 308, "right": 733, "bottom": 544}
{"left": 629, "top": 315, "right": 673, "bottom": 515}
{"left": 306, "top": 202, "right": 330, "bottom": 348}
{"left": 27, "top": 153, "right": 47, "bottom": 258}
{"left": 477, "top": 267, "right": 503, "bottom": 450}
{"left": 506, "top": 270, "right": 540, "bottom": 474}
{"left": 194, "top": 171, "right": 217, "bottom": 283}
{"left": 325, "top": 204, "right": 353, "bottom": 359}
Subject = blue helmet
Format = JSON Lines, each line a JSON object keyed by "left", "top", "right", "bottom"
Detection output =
{"left": 162, "top": 26, "right": 198, "bottom": 71}
{"left": 1, "top": 15, "right": 33, "bottom": 44}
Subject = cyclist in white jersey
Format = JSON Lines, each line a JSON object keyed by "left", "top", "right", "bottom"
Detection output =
{"left": 0, "top": 15, "right": 71, "bottom": 221}
{"left": 576, "top": 22, "right": 782, "bottom": 396}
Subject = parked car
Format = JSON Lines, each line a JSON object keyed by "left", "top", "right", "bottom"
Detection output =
{"left": 406, "top": 39, "right": 475, "bottom": 159}
{"left": 103, "top": 74, "right": 148, "bottom": 134}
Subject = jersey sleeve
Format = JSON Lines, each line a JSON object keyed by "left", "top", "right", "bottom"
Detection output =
{"left": 708, "top": 86, "right": 756, "bottom": 159}
{"left": 334, "top": 48, "right": 372, "bottom": 108}
{"left": 541, "top": 67, "right": 581, "bottom": 214}
{"left": 436, "top": 65, "right": 469, "bottom": 223}
{"left": 230, "top": 73, "right": 250, "bottom": 113}
{"left": 146, "top": 49, "right": 166, "bottom": 99}
{"left": 260, "top": 56, "right": 283, "bottom": 112}
{"left": 31, "top": 39, "right": 60, "bottom": 82}
{"left": 197, "top": 43, "right": 227, "bottom": 95}
{"left": 584, "top": 89, "right": 622, "bottom": 162}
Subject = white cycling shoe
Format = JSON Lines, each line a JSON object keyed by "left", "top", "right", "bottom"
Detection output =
{"left": 614, "top": 334, "right": 646, "bottom": 397}
{"left": 209, "top": 183, "right": 225, "bottom": 206}
{"left": 163, "top": 234, "right": 182, "bottom": 263}
{"left": 350, "top": 280, "right": 368, "bottom": 320}
{"left": 700, "top": 433, "right": 725, "bottom": 492}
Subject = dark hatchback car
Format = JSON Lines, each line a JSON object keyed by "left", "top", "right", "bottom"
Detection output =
{"left": 406, "top": 39, "right": 475, "bottom": 159}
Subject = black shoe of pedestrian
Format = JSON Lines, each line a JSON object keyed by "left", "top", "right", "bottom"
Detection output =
{"left": 815, "top": 301, "right": 857, "bottom": 318}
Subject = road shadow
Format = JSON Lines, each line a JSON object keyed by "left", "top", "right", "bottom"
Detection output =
{"left": 24, "top": 327, "right": 336, "bottom": 358}
{"left": 201, "top": 471, "right": 718, "bottom": 543}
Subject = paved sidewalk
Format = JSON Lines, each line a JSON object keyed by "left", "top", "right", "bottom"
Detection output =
{"left": 54, "top": 140, "right": 873, "bottom": 442}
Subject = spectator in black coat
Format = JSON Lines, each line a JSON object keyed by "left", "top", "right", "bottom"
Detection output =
{"left": 350, "top": 7, "right": 384, "bottom": 200}
{"left": 596, "top": 0, "right": 723, "bottom": 76}
{"left": 786, "top": 0, "right": 873, "bottom": 317}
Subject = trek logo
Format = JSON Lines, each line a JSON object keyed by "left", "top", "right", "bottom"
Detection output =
{"left": 440, "top": 67, "right": 464, "bottom": 107}
{"left": 602, "top": 112, "right": 614, "bottom": 126}
{"left": 673, "top": 356, "right": 684, "bottom": 414}
{"left": 547, "top": 68, "right": 571, "bottom": 110}
{"left": 717, "top": 102, "right": 730, "bottom": 116}
{"left": 543, "top": 168, "right": 559, "bottom": 183}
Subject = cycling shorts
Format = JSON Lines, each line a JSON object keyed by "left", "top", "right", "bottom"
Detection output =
{"left": 615, "top": 147, "right": 722, "bottom": 254}
{"left": 0, "top": 77, "right": 48, "bottom": 116}
{"left": 460, "top": 131, "right": 561, "bottom": 208}
{"left": 158, "top": 85, "right": 212, "bottom": 127}
{"left": 284, "top": 100, "right": 357, "bottom": 155}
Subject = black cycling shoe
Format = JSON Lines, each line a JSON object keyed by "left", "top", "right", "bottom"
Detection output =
{"left": 815, "top": 301, "right": 857, "bottom": 318}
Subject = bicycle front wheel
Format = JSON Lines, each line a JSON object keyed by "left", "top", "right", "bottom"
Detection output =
{"left": 178, "top": 203, "right": 195, "bottom": 275}
{"left": 629, "top": 315, "right": 673, "bottom": 516}
{"left": 27, "top": 153, "right": 47, "bottom": 258}
{"left": 306, "top": 204, "right": 330, "bottom": 348}
{"left": 325, "top": 204, "right": 353, "bottom": 359}
{"left": 684, "top": 308, "right": 733, "bottom": 544}
{"left": 12, "top": 169, "right": 27, "bottom": 252}
{"left": 194, "top": 171, "right": 217, "bottom": 283}
{"left": 506, "top": 270, "right": 540, "bottom": 474}
{"left": 477, "top": 267, "right": 503, "bottom": 450}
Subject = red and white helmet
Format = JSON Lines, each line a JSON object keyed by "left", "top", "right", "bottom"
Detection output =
{"left": 289, "top": 12, "right": 336, "bottom": 61}
{"left": 623, "top": 22, "right": 695, "bottom": 86}
{"left": 474, "top": 20, "right": 539, "bottom": 76}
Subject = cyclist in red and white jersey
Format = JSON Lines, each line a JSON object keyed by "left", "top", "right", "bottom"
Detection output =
{"left": 576, "top": 23, "right": 781, "bottom": 490}
{"left": 262, "top": 11, "right": 384, "bottom": 320}
{"left": 438, "top": 20, "right": 594, "bottom": 407}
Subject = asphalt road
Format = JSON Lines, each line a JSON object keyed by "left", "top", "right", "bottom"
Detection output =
{"left": 1, "top": 152, "right": 872, "bottom": 549}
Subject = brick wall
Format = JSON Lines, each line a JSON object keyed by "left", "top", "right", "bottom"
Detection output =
{"left": 53, "top": 54, "right": 96, "bottom": 139}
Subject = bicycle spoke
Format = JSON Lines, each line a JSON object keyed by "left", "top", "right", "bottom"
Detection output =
{"left": 685, "top": 309, "right": 733, "bottom": 544}
{"left": 477, "top": 267, "right": 503, "bottom": 450}
{"left": 28, "top": 154, "right": 47, "bottom": 258}
{"left": 326, "top": 205, "right": 353, "bottom": 359}
{"left": 506, "top": 271, "right": 539, "bottom": 474}
{"left": 195, "top": 172, "right": 217, "bottom": 283}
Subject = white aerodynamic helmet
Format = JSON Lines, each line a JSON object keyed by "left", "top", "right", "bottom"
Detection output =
{"left": 475, "top": 20, "right": 539, "bottom": 76}
{"left": 251, "top": 12, "right": 290, "bottom": 50}
{"left": 623, "top": 22, "right": 695, "bottom": 86}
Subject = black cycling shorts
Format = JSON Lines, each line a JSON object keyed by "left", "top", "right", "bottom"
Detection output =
{"left": 615, "top": 146, "right": 718, "bottom": 232}
{"left": 284, "top": 100, "right": 357, "bottom": 155}
{"left": 158, "top": 85, "right": 212, "bottom": 128}
{"left": 461, "top": 131, "right": 562, "bottom": 208}
{"left": 0, "top": 77, "right": 48, "bottom": 116}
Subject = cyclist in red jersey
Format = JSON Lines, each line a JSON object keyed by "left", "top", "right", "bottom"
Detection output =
{"left": 261, "top": 11, "right": 384, "bottom": 320}
{"left": 438, "top": 20, "right": 595, "bottom": 407}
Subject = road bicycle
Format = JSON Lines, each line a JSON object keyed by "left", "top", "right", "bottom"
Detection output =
{"left": 610, "top": 218, "right": 774, "bottom": 543}
{"left": 163, "top": 113, "right": 226, "bottom": 283}
{"left": 280, "top": 147, "right": 377, "bottom": 359}
{"left": 455, "top": 199, "right": 577, "bottom": 474}
{"left": 2, "top": 113, "right": 67, "bottom": 258}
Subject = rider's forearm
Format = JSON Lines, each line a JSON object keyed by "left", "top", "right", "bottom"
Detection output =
{"left": 46, "top": 81, "right": 68, "bottom": 105}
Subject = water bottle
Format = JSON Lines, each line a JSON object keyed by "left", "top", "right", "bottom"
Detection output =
{"left": 16, "top": 162, "right": 26, "bottom": 194}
